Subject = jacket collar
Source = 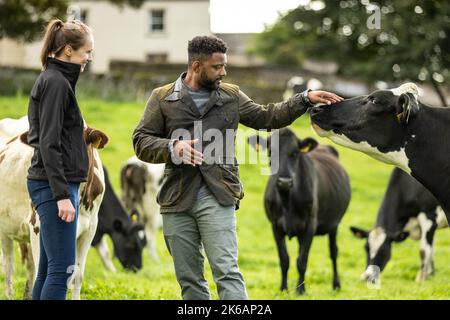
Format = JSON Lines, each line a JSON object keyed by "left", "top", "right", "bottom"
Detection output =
{"left": 165, "top": 72, "right": 188, "bottom": 101}
{"left": 165, "top": 72, "right": 223, "bottom": 116}
{"left": 46, "top": 57, "right": 81, "bottom": 89}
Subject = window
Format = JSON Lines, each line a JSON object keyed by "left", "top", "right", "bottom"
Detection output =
{"left": 149, "top": 10, "right": 164, "bottom": 32}
{"left": 146, "top": 53, "right": 168, "bottom": 64}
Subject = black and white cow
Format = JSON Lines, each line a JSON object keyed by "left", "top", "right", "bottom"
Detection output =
{"left": 350, "top": 168, "right": 448, "bottom": 282}
{"left": 120, "top": 157, "right": 164, "bottom": 260}
{"left": 310, "top": 83, "right": 450, "bottom": 224}
{"left": 249, "top": 128, "right": 351, "bottom": 294}
{"left": 92, "top": 166, "right": 147, "bottom": 272}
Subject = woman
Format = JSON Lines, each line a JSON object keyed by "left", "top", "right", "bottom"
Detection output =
{"left": 26, "top": 19, "right": 94, "bottom": 300}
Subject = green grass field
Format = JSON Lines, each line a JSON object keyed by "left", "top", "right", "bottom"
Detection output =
{"left": 0, "top": 94, "right": 449, "bottom": 300}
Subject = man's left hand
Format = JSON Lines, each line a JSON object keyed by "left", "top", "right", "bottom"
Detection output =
{"left": 308, "top": 90, "right": 344, "bottom": 105}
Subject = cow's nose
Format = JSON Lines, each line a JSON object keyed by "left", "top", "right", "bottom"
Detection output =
{"left": 277, "top": 177, "right": 293, "bottom": 191}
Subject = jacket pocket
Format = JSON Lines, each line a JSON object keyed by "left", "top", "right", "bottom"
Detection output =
{"left": 219, "top": 164, "right": 244, "bottom": 200}
{"left": 157, "top": 167, "right": 183, "bottom": 206}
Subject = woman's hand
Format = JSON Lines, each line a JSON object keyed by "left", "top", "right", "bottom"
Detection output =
{"left": 57, "top": 199, "right": 76, "bottom": 222}
{"left": 308, "top": 90, "right": 344, "bottom": 105}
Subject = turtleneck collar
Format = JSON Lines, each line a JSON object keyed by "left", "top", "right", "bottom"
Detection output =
{"left": 46, "top": 57, "right": 81, "bottom": 89}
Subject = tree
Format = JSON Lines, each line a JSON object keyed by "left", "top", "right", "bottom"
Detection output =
{"left": 0, "top": 0, "right": 145, "bottom": 42}
{"left": 252, "top": 0, "right": 449, "bottom": 106}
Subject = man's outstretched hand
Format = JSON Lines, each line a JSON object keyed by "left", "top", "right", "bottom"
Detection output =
{"left": 308, "top": 90, "right": 344, "bottom": 105}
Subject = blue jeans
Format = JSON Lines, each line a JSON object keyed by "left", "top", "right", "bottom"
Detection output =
{"left": 27, "top": 179, "right": 80, "bottom": 300}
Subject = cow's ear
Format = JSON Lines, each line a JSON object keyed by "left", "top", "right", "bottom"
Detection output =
{"left": 350, "top": 226, "right": 369, "bottom": 239}
{"left": 84, "top": 127, "right": 109, "bottom": 149}
{"left": 391, "top": 231, "right": 409, "bottom": 242}
{"left": 113, "top": 219, "right": 124, "bottom": 233}
{"left": 298, "top": 137, "right": 318, "bottom": 153}
{"left": 19, "top": 131, "right": 29, "bottom": 145}
{"left": 395, "top": 93, "right": 419, "bottom": 124}
{"left": 248, "top": 135, "right": 268, "bottom": 152}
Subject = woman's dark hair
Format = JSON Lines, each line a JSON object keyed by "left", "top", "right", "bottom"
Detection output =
{"left": 40, "top": 19, "right": 92, "bottom": 69}
{"left": 188, "top": 36, "right": 228, "bottom": 66}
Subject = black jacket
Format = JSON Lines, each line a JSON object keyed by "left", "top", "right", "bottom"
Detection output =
{"left": 27, "top": 57, "right": 89, "bottom": 200}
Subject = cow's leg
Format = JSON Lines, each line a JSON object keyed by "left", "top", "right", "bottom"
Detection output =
{"left": 28, "top": 209, "right": 40, "bottom": 297}
{"left": 20, "top": 243, "right": 35, "bottom": 300}
{"left": 416, "top": 212, "right": 437, "bottom": 281}
{"left": 328, "top": 229, "right": 341, "bottom": 290}
{"left": 272, "top": 225, "right": 289, "bottom": 291}
{"left": 95, "top": 236, "right": 116, "bottom": 272}
{"left": 1, "top": 236, "right": 14, "bottom": 299}
{"left": 71, "top": 215, "right": 98, "bottom": 300}
{"left": 296, "top": 229, "right": 314, "bottom": 295}
{"left": 145, "top": 223, "right": 159, "bottom": 261}
{"left": 28, "top": 206, "right": 40, "bottom": 270}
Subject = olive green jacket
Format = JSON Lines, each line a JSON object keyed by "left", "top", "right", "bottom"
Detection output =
{"left": 132, "top": 73, "right": 309, "bottom": 213}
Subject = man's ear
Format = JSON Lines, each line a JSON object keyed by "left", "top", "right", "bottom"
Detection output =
{"left": 395, "top": 93, "right": 419, "bottom": 124}
{"left": 248, "top": 135, "right": 268, "bottom": 152}
{"left": 298, "top": 137, "right": 318, "bottom": 153}
{"left": 390, "top": 231, "right": 409, "bottom": 242}
{"left": 191, "top": 60, "right": 201, "bottom": 73}
{"left": 350, "top": 226, "right": 370, "bottom": 239}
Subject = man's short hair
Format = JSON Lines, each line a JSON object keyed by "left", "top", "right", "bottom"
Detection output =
{"left": 188, "top": 36, "right": 228, "bottom": 66}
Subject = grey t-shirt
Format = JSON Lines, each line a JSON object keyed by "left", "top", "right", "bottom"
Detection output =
{"left": 185, "top": 84, "right": 213, "bottom": 200}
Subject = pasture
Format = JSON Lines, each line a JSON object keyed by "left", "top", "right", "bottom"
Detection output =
{"left": 0, "top": 94, "right": 449, "bottom": 300}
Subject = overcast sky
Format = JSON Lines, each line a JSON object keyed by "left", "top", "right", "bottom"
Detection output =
{"left": 210, "top": 0, "right": 308, "bottom": 33}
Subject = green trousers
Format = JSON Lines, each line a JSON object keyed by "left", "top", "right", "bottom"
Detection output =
{"left": 162, "top": 194, "right": 248, "bottom": 300}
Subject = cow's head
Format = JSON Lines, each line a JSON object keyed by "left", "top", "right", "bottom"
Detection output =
{"left": 248, "top": 128, "right": 318, "bottom": 194}
{"left": 350, "top": 226, "right": 409, "bottom": 281}
{"left": 310, "top": 83, "right": 420, "bottom": 173}
{"left": 111, "top": 211, "right": 147, "bottom": 272}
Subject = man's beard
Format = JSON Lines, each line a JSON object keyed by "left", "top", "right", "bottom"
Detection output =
{"left": 199, "top": 70, "right": 222, "bottom": 90}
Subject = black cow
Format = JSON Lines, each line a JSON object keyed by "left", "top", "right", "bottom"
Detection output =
{"left": 350, "top": 168, "right": 448, "bottom": 282}
{"left": 249, "top": 128, "right": 351, "bottom": 294}
{"left": 92, "top": 166, "right": 147, "bottom": 272}
{"left": 310, "top": 83, "right": 450, "bottom": 224}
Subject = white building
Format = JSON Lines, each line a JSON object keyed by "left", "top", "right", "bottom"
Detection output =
{"left": 0, "top": 0, "right": 211, "bottom": 73}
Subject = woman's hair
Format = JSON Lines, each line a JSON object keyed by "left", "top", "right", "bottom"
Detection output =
{"left": 40, "top": 19, "right": 92, "bottom": 69}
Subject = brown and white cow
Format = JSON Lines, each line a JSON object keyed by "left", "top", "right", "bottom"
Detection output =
{"left": 0, "top": 117, "right": 107, "bottom": 299}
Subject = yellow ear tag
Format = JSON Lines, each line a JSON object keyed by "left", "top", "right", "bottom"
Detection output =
{"left": 300, "top": 145, "right": 311, "bottom": 153}
{"left": 131, "top": 214, "right": 138, "bottom": 222}
{"left": 396, "top": 112, "right": 404, "bottom": 122}
{"left": 93, "top": 137, "right": 102, "bottom": 149}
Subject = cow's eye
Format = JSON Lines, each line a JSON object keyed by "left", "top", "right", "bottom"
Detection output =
{"left": 369, "top": 97, "right": 378, "bottom": 104}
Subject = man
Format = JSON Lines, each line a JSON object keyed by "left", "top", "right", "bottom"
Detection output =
{"left": 132, "top": 36, "right": 342, "bottom": 300}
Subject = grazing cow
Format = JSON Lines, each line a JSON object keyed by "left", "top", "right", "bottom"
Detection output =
{"left": 249, "top": 128, "right": 351, "bottom": 294}
{"left": 92, "top": 166, "right": 147, "bottom": 272}
{"left": 120, "top": 156, "right": 164, "bottom": 260}
{"left": 0, "top": 117, "right": 107, "bottom": 300}
{"left": 310, "top": 83, "right": 450, "bottom": 224}
{"left": 350, "top": 168, "right": 448, "bottom": 282}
